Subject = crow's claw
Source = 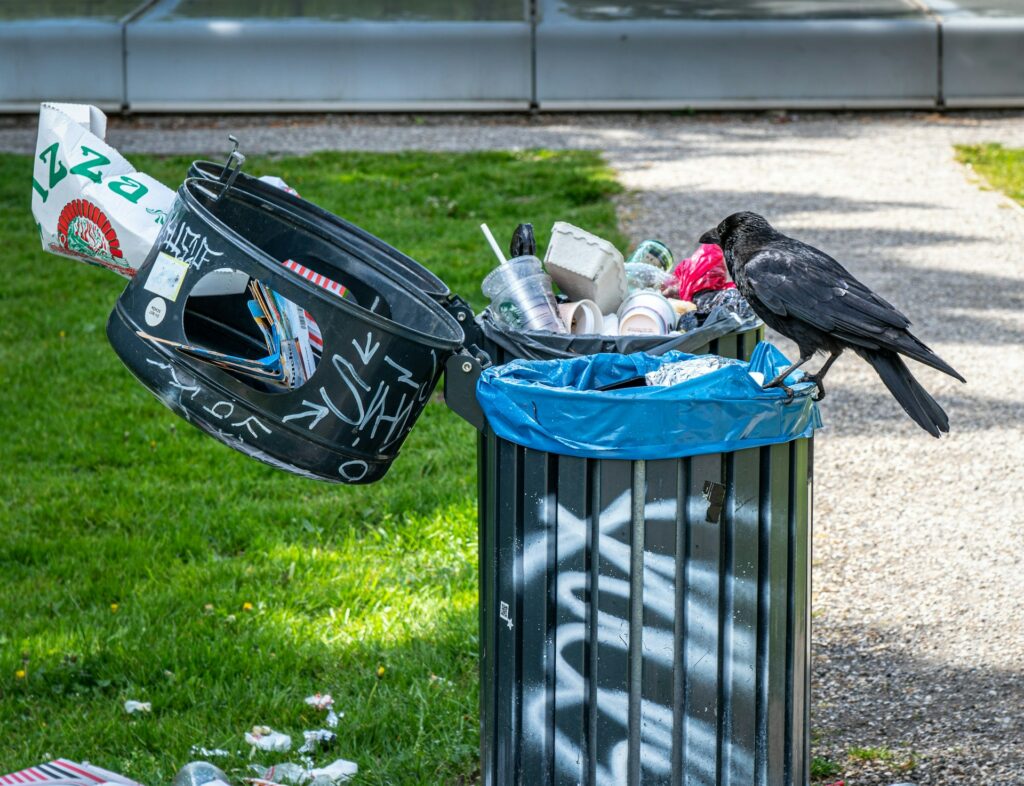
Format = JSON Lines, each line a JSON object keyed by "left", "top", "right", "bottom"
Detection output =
{"left": 804, "top": 374, "right": 826, "bottom": 401}
{"left": 762, "top": 378, "right": 795, "bottom": 402}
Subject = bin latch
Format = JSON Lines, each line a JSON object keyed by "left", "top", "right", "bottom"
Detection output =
{"left": 703, "top": 480, "right": 726, "bottom": 523}
{"left": 444, "top": 345, "right": 491, "bottom": 432}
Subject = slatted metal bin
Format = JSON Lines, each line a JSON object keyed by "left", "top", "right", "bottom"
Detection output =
{"left": 463, "top": 328, "right": 814, "bottom": 786}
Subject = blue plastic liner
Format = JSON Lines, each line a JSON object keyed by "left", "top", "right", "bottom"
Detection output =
{"left": 476, "top": 342, "right": 822, "bottom": 460}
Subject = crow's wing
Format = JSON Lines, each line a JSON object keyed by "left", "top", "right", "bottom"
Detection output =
{"left": 744, "top": 243, "right": 911, "bottom": 350}
{"left": 744, "top": 242, "right": 965, "bottom": 381}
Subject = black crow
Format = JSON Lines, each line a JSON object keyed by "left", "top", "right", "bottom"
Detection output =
{"left": 699, "top": 212, "right": 965, "bottom": 437}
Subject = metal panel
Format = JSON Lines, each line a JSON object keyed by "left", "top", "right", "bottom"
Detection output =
{"left": 125, "top": 12, "right": 532, "bottom": 111}
{"left": 480, "top": 435, "right": 813, "bottom": 786}
{"left": 0, "top": 21, "right": 124, "bottom": 111}
{"left": 522, "top": 447, "right": 557, "bottom": 783}
{"left": 942, "top": 17, "right": 1024, "bottom": 107}
{"left": 536, "top": 10, "right": 939, "bottom": 109}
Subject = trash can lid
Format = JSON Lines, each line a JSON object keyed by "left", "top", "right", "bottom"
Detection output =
{"left": 476, "top": 342, "right": 821, "bottom": 460}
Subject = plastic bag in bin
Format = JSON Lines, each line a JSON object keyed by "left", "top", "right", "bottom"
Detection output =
{"left": 476, "top": 342, "right": 821, "bottom": 460}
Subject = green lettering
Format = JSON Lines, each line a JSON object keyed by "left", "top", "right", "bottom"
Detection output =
{"left": 108, "top": 175, "right": 149, "bottom": 204}
{"left": 39, "top": 143, "right": 67, "bottom": 189}
{"left": 69, "top": 146, "right": 111, "bottom": 184}
{"left": 31, "top": 177, "right": 48, "bottom": 202}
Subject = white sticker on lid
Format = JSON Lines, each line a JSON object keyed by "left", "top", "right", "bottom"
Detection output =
{"left": 144, "top": 296, "right": 167, "bottom": 326}
{"left": 144, "top": 251, "right": 189, "bottom": 301}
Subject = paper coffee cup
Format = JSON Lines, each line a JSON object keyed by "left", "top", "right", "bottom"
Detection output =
{"left": 558, "top": 299, "right": 603, "bottom": 335}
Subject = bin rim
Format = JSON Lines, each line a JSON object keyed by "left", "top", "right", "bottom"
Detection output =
{"left": 178, "top": 177, "right": 465, "bottom": 353}
{"left": 187, "top": 159, "right": 451, "bottom": 299}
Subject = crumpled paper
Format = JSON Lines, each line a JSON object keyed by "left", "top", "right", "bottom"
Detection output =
{"left": 298, "top": 729, "right": 337, "bottom": 754}
{"left": 305, "top": 693, "right": 341, "bottom": 728}
{"left": 245, "top": 726, "right": 292, "bottom": 752}
{"left": 644, "top": 355, "right": 743, "bottom": 387}
{"left": 250, "top": 759, "right": 357, "bottom": 785}
{"left": 124, "top": 700, "right": 152, "bottom": 714}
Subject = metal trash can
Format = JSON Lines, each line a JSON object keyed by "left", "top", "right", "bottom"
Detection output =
{"left": 446, "top": 337, "right": 814, "bottom": 786}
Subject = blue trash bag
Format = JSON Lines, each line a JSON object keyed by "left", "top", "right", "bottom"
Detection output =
{"left": 476, "top": 342, "right": 822, "bottom": 460}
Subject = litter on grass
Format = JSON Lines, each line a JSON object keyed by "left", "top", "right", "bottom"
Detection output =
{"left": 189, "top": 747, "right": 231, "bottom": 759}
{"left": 123, "top": 699, "right": 151, "bottom": 714}
{"left": 304, "top": 693, "right": 334, "bottom": 711}
{"left": 298, "top": 729, "right": 337, "bottom": 754}
{"left": 305, "top": 693, "right": 341, "bottom": 728}
{"left": 250, "top": 759, "right": 357, "bottom": 786}
{"left": 1, "top": 761, "right": 144, "bottom": 786}
{"left": 245, "top": 726, "right": 292, "bottom": 752}
{"left": 172, "top": 762, "right": 231, "bottom": 786}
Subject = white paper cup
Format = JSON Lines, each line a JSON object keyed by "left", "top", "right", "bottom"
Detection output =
{"left": 558, "top": 299, "right": 603, "bottom": 335}
{"left": 617, "top": 291, "right": 676, "bottom": 335}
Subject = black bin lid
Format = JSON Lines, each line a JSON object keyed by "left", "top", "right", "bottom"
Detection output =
{"left": 108, "top": 176, "right": 464, "bottom": 484}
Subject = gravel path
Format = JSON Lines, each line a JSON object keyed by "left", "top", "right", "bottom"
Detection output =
{"left": 6, "top": 111, "right": 1022, "bottom": 785}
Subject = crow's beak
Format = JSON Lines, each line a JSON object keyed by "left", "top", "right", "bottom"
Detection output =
{"left": 699, "top": 229, "right": 720, "bottom": 245}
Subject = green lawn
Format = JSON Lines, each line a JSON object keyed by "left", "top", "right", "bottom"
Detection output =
{"left": 956, "top": 143, "right": 1024, "bottom": 205}
{"left": 0, "top": 150, "right": 624, "bottom": 784}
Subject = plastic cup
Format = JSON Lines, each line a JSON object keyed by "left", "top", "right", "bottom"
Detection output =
{"left": 482, "top": 255, "right": 567, "bottom": 333}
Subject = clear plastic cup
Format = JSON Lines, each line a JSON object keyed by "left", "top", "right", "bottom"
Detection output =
{"left": 482, "top": 255, "right": 567, "bottom": 333}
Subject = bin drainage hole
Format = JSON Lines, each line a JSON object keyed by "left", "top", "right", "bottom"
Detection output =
{"left": 181, "top": 268, "right": 323, "bottom": 394}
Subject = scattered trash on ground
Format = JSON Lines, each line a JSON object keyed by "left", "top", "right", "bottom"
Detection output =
{"left": 245, "top": 726, "right": 293, "bottom": 752}
{"left": 123, "top": 699, "right": 151, "bottom": 714}
{"left": 305, "top": 693, "right": 341, "bottom": 728}
{"left": 304, "top": 693, "right": 334, "bottom": 711}
{"left": 298, "top": 729, "right": 337, "bottom": 754}
{"left": 172, "top": 761, "right": 232, "bottom": 786}
{"left": 189, "top": 747, "right": 232, "bottom": 759}
{"left": 250, "top": 758, "right": 358, "bottom": 785}
{"left": 1, "top": 760, "right": 144, "bottom": 786}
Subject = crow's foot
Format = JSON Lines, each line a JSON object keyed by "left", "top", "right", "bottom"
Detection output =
{"left": 804, "top": 374, "right": 826, "bottom": 401}
{"left": 762, "top": 378, "right": 795, "bottom": 403}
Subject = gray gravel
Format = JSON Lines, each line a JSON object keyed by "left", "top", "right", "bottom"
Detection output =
{"left": 7, "top": 111, "right": 1022, "bottom": 784}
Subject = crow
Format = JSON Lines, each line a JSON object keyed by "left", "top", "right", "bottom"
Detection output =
{"left": 699, "top": 212, "right": 965, "bottom": 437}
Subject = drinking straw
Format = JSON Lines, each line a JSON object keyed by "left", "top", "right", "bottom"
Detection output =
{"left": 480, "top": 223, "right": 507, "bottom": 266}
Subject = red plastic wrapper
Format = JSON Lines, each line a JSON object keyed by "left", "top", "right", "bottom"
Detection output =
{"left": 669, "top": 243, "right": 736, "bottom": 302}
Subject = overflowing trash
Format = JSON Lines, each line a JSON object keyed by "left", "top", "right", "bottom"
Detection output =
{"left": 480, "top": 222, "right": 756, "bottom": 340}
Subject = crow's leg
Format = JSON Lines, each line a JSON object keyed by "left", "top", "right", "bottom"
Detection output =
{"left": 804, "top": 349, "right": 844, "bottom": 401}
{"left": 762, "top": 352, "right": 814, "bottom": 401}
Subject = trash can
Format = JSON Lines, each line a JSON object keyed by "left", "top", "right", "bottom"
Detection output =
{"left": 107, "top": 174, "right": 466, "bottom": 483}
{"left": 446, "top": 347, "right": 820, "bottom": 786}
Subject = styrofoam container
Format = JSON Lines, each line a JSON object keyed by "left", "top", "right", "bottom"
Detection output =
{"left": 543, "top": 222, "right": 627, "bottom": 314}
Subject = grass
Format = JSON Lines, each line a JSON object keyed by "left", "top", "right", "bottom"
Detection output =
{"left": 848, "top": 745, "right": 895, "bottom": 762}
{"left": 810, "top": 755, "right": 843, "bottom": 782}
{"left": 956, "top": 143, "right": 1024, "bottom": 206}
{"left": 0, "top": 149, "right": 624, "bottom": 783}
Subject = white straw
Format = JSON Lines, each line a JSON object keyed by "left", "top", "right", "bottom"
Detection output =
{"left": 480, "top": 223, "right": 507, "bottom": 265}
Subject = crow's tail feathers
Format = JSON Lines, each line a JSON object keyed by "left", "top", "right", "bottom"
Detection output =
{"left": 859, "top": 349, "right": 950, "bottom": 438}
